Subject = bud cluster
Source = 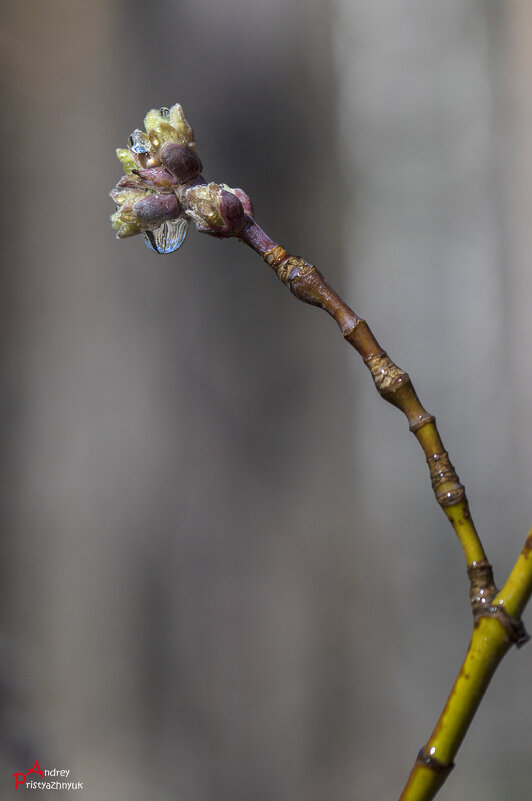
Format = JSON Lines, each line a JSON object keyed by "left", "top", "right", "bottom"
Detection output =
{"left": 110, "top": 103, "right": 254, "bottom": 253}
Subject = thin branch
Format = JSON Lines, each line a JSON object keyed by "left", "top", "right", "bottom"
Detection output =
{"left": 241, "top": 222, "right": 488, "bottom": 571}
{"left": 398, "top": 527, "right": 532, "bottom": 801}
{"left": 110, "top": 103, "right": 532, "bottom": 801}
{"left": 236, "top": 221, "right": 531, "bottom": 801}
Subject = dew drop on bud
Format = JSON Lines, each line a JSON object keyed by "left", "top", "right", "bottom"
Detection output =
{"left": 128, "top": 129, "right": 151, "bottom": 154}
{"left": 159, "top": 107, "right": 170, "bottom": 117}
{"left": 142, "top": 218, "right": 189, "bottom": 254}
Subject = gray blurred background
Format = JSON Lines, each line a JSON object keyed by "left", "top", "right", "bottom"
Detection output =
{"left": 1, "top": 1, "right": 531, "bottom": 799}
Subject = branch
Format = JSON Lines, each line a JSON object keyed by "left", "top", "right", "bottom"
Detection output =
{"left": 109, "top": 103, "right": 532, "bottom": 801}
{"left": 238, "top": 224, "right": 531, "bottom": 800}
{"left": 399, "top": 528, "right": 532, "bottom": 801}
{"left": 244, "top": 230, "right": 486, "bottom": 564}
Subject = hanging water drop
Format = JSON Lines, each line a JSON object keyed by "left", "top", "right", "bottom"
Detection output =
{"left": 128, "top": 129, "right": 151, "bottom": 154}
{"left": 142, "top": 218, "right": 189, "bottom": 254}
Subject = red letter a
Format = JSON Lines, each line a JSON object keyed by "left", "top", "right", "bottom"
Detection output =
{"left": 26, "top": 760, "right": 44, "bottom": 779}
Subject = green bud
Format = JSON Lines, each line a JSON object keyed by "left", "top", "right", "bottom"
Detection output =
{"left": 185, "top": 182, "right": 247, "bottom": 237}
{"left": 116, "top": 148, "right": 138, "bottom": 174}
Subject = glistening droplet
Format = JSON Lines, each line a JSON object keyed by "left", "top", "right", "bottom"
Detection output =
{"left": 159, "top": 107, "right": 170, "bottom": 117}
{"left": 128, "top": 129, "right": 151, "bottom": 154}
{"left": 142, "top": 218, "right": 189, "bottom": 254}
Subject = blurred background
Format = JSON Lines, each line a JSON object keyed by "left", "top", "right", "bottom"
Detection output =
{"left": 1, "top": 1, "right": 531, "bottom": 799}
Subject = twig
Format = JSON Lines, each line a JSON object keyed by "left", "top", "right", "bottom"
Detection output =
{"left": 238, "top": 224, "right": 531, "bottom": 801}
{"left": 399, "top": 528, "right": 532, "bottom": 801}
{"left": 109, "top": 104, "right": 532, "bottom": 801}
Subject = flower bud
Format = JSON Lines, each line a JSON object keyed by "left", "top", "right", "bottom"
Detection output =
{"left": 110, "top": 209, "right": 141, "bottom": 239}
{"left": 133, "top": 193, "right": 181, "bottom": 230}
{"left": 134, "top": 166, "right": 177, "bottom": 187}
{"left": 224, "top": 186, "right": 254, "bottom": 219}
{"left": 117, "top": 104, "right": 199, "bottom": 185}
{"left": 116, "top": 148, "right": 138, "bottom": 174}
{"left": 113, "top": 173, "right": 145, "bottom": 191}
{"left": 143, "top": 104, "right": 195, "bottom": 149}
{"left": 110, "top": 183, "right": 145, "bottom": 238}
{"left": 165, "top": 104, "right": 195, "bottom": 147}
{"left": 185, "top": 182, "right": 249, "bottom": 237}
{"left": 148, "top": 122, "right": 179, "bottom": 150}
{"left": 110, "top": 103, "right": 212, "bottom": 253}
{"left": 159, "top": 143, "right": 202, "bottom": 184}
{"left": 110, "top": 177, "right": 181, "bottom": 240}
{"left": 219, "top": 189, "right": 244, "bottom": 228}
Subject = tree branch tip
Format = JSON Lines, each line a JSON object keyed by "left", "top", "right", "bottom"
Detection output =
{"left": 110, "top": 100, "right": 532, "bottom": 801}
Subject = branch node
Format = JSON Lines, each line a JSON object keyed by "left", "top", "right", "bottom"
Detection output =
{"left": 364, "top": 351, "right": 410, "bottom": 399}
{"left": 409, "top": 413, "right": 436, "bottom": 433}
{"left": 281, "top": 255, "right": 315, "bottom": 284}
{"left": 426, "top": 451, "right": 465, "bottom": 506}
{"left": 264, "top": 245, "right": 289, "bottom": 272}
{"left": 467, "top": 559, "right": 497, "bottom": 614}
{"left": 474, "top": 603, "right": 530, "bottom": 648}
{"left": 415, "top": 748, "right": 454, "bottom": 777}
{"left": 264, "top": 248, "right": 315, "bottom": 285}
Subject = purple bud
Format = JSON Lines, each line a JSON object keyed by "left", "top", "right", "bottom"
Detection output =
{"left": 132, "top": 193, "right": 180, "bottom": 229}
{"left": 115, "top": 174, "right": 143, "bottom": 189}
{"left": 219, "top": 189, "right": 244, "bottom": 228}
{"left": 230, "top": 188, "right": 254, "bottom": 218}
{"left": 134, "top": 166, "right": 177, "bottom": 187}
{"left": 159, "top": 142, "right": 202, "bottom": 184}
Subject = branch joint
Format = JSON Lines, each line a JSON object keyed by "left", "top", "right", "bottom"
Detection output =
{"left": 415, "top": 748, "right": 454, "bottom": 777}
{"left": 473, "top": 602, "right": 530, "bottom": 648}
{"left": 409, "top": 413, "right": 436, "bottom": 433}
{"left": 264, "top": 247, "right": 315, "bottom": 284}
{"left": 426, "top": 451, "right": 465, "bottom": 507}
{"left": 364, "top": 351, "right": 410, "bottom": 398}
{"left": 467, "top": 559, "right": 497, "bottom": 614}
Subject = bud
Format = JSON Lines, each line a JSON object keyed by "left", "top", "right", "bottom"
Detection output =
{"left": 110, "top": 208, "right": 141, "bottom": 239}
{"left": 110, "top": 178, "right": 183, "bottom": 242}
{"left": 109, "top": 183, "right": 145, "bottom": 238}
{"left": 116, "top": 148, "right": 138, "bottom": 174}
{"left": 159, "top": 143, "right": 202, "bottom": 184}
{"left": 185, "top": 183, "right": 252, "bottom": 237}
{"left": 144, "top": 104, "right": 195, "bottom": 148}
{"left": 113, "top": 105, "right": 198, "bottom": 180}
{"left": 229, "top": 187, "right": 254, "bottom": 219}
{"left": 134, "top": 166, "right": 177, "bottom": 187}
{"left": 110, "top": 103, "right": 254, "bottom": 252}
{"left": 110, "top": 103, "right": 201, "bottom": 250}
{"left": 133, "top": 193, "right": 181, "bottom": 230}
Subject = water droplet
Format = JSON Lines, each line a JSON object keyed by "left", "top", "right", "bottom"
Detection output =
{"left": 159, "top": 106, "right": 170, "bottom": 117}
{"left": 142, "top": 218, "right": 189, "bottom": 254}
{"left": 128, "top": 129, "right": 151, "bottom": 154}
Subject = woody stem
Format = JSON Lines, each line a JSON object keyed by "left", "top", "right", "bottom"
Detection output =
{"left": 239, "top": 218, "right": 486, "bottom": 571}
{"left": 235, "top": 217, "right": 531, "bottom": 801}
